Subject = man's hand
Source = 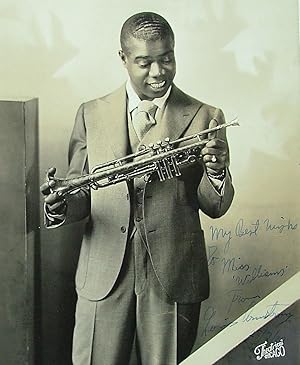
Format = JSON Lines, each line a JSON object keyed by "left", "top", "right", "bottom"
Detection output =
{"left": 201, "top": 119, "right": 228, "bottom": 176}
{"left": 40, "top": 167, "right": 66, "bottom": 214}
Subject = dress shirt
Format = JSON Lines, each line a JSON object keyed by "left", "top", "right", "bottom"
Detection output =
{"left": 126, "top": 79, "right": 171, "bottom": 123}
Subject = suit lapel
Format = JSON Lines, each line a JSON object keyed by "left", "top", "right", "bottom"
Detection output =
{"left": 139, "top": 85, "right": 203, "bottom": 147}
{"left": 101, "top": 84, "right": 129, "bottom": 159}
{"left": 100, "top": 84, "right": 203, "bottom": 159}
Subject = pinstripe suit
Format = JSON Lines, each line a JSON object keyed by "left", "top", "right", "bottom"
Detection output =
{"left": 49, "top": 83, "right": 234, "bottom": 364}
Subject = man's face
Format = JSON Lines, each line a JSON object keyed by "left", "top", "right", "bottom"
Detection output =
{"left": 119, "top": 36, "right": 176, "bottom": 100}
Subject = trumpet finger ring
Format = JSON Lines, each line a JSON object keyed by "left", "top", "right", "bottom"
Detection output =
{"left": 211, "top": 155, "right": 217, "bottom": 163}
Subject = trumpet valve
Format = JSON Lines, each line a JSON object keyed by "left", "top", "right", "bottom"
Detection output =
{"left": 149, "top": 143, "right": 161, "bottom": 155}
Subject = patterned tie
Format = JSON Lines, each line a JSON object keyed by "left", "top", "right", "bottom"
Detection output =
{"left": 133, "top": 100, "right": 157, "bottom": 141}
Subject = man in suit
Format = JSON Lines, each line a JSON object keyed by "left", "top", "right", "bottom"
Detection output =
{"left": 41, "top": 12, "right": 234, "bottom": 365}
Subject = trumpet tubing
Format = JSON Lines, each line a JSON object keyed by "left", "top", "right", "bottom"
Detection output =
{"left": 48, "top": 118, "right": 239, "bottom": 197}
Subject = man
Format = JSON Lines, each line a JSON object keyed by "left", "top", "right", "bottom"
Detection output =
{"left": 41, "top": 12, "right": 234, "bottom": 365}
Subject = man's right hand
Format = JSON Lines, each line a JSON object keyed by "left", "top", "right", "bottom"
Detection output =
{"left": 40, "top": 167, "right": 66, "bottom": 214}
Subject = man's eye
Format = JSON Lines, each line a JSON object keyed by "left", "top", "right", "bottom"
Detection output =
{"left": 161, "top": 57, "right": 173, "bottom": 64}
{"left": 138, "top": 62, "right": 150, "bottom": 68}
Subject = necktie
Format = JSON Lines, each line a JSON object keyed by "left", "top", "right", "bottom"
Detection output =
{"left": 133, "top": 100, "right": 157, "bottom": 141}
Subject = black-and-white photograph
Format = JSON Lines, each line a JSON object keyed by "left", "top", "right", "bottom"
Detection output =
{"left": 0, "top": 1, "right": 299, "bottom": 364}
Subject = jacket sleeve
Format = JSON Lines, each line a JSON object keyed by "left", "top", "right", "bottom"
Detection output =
{"left": 45, "top": 104, "right": 91, "bottom": 228}
{"left": 197, "top": 108, "right": 234, "bottom": 218}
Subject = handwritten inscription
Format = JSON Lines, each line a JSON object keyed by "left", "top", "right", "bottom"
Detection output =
{"left": 207, "top": 245, "right": 288, "bottom": 285}
{"left": 210, "top": 226, "right": 232, "bottom": 250}
{"left": 264, "top": 218, "right": 297, "bottom": 233}
{"left": 200, "top": 306, "right": 230, "bottom": 337}
{"left": 203, "top": 215, "right": 296, "bottom": 358}
{"left": 235, "top": 218, "right": 260, "bottom": 238}
{"left": 209, "top": 217, "right": 298, "bottom": 246}
{"left": 222, "top": 256, "right": 250, "bottom": 274}
{"left": 232, "top": 265, "right": 288, "bottom": 286}
{"left": 226, "top": 289, "right": 260, "bottom": 314}
{"left": 241, "top": 301, "right": 291, "bottom": 323}
{"left": 201, "top": 302, "right": 293, "bottom": 338}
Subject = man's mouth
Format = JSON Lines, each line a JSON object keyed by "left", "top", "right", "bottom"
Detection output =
{"left": 149, "top": 81, "right": 166, "bottom": 89}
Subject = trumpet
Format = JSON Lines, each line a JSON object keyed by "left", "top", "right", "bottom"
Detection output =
{"left": 48, "top": 118, "right": 239, "bottom": 197}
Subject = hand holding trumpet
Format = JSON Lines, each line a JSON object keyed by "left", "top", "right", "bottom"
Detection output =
{"left": 200, "top": 118, "right": 229, "bottom": 177}
{"left": 40, "top": 167, "right": 66, "bottom": 215}
{"left": 40, "top": 119, "right": 238, "bottom": 201}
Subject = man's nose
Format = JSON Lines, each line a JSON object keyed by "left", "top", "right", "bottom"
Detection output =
{"left": 149, "top": 62, "right": 165, "bottom": 77}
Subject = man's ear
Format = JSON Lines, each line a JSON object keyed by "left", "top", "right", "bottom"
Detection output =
{"left": 118, "top": 50, "right": 127, "bottom": 66}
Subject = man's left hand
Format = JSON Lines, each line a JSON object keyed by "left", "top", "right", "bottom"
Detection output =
{"left": 200, "top": 119, "right": 228, "bottom": 175}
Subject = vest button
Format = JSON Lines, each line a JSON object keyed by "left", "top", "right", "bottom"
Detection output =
{"left": 144, "top": 174, "right": 152, "bottom": 183}
{"left": 120, "top": 226, "right": 127, "bottom": 233}
{"left": 135, "top": 217, "right": 142, "bottom": 222}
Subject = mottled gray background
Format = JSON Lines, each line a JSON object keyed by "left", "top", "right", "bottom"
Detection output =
{"left": 0, "top": 0, "right": 299, "bottom": 364}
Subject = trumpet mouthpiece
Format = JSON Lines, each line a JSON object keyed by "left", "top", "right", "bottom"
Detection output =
{"left": 229, "top": 117, "right": 239, "bottom": 126}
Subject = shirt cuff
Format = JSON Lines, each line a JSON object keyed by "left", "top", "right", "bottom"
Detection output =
{"left": 44, "top": 202, "right": 66, "bottom": 229}
{"left": 206, "top": 169, "right": 226, "bottom": 194}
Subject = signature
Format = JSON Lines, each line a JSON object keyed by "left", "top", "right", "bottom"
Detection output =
{"left": 240, "top": 301, "right": 292, "bottom": 324}
{"left": 201, "top": 302, "right": 293, "bottom": 338}
{"left": 200, "top": 306, "right": 230, "bottom": 337}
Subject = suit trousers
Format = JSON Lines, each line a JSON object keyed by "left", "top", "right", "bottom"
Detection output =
{"left": 72, "top": 229, "right": 201, "bottom": 365}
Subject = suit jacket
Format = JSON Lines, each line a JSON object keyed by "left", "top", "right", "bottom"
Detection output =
{"left": 62, "top": 84, "right": 234, "bottom": 304}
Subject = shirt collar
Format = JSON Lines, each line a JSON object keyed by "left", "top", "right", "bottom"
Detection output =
{"left": 126, "top": 79, "right": 172, "bottom": 113}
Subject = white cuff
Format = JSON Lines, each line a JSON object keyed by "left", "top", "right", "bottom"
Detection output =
{"left": 206, "top": 169, "right": 226, "bottom": 195}
{"left": 44, "top": 202, "right": 66, "bottom": 229}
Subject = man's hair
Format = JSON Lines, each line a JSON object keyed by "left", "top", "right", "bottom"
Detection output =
{"left": 120, "top": 12, "right": 175, "bottom": 54}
